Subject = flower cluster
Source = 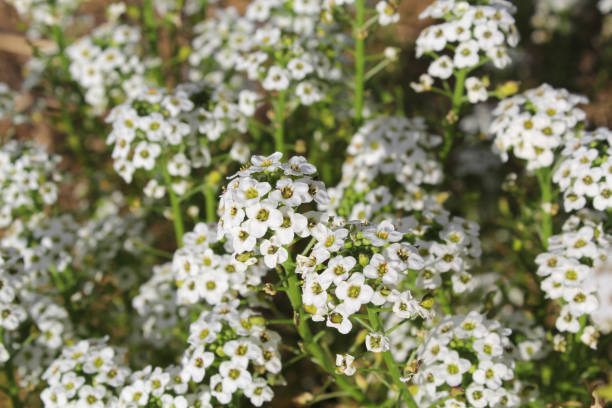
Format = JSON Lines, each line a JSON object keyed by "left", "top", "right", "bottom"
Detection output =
{"left": 535, "top": 212, "right": 611, "bottom": 342}
{"left": 172, "top": 223, "right": 268, "bottom": 304}
{"left": 5, "top": 0, "right": 81, "bottom": 39}
{"left": 490, "top": 84, "right": 588, "bottom": 170}
{"left": 189, "top": 7, "right": 255, "bottom": 80}
{"left": 0, "top": 141, "right": 61, "bottom": 227}
{"left": 413, "top": 312, "right": 518, "bottom": 407}
{"left": 41, "top": 338, "right": 129, "bottom": 407}
{"left": 132, "top": 262, "right": 186, "bottom": 348}
{"left": 106, "top": 85, "right": 199, "bottom": 188}
{"left": 298, "top": 220, "right": 434, "bottom": 332}
{"left": 66, "top": 14, "right": 152, "bottom": 113}
{"left": 415, "top": 0, "right": 519, "bottom": 94}
{"left": 217, "top": 152, "right": 323, "bottom": 265}
{"left": 176, "top": 304, "right": 280, "bottom": 406}
{"left": 11, "top": 293, "right": 75, "bottom": 388}
{"left": 219, "top": 0, "right": 345, "bottom": 106}
{"left": 553, "top": 127, "right": 612, "bottom": 212}
{"left": 325, "top": 116, "right": 443, "bottom": 218}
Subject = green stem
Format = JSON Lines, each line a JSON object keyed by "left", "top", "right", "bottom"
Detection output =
{"left": 354, "top": 0, "right": 366, "bottom": 125}
{"left": 364, "top": 59, "right": 391, "bottom": 82}
{"left": 440, "top": 68, "right": 468, "bottom": 160}
{"left": 367, "top": 307, "right": 418, "bottom": 408}
{"left": 133, "top": 240, "right": 173, "bottom": 259}
{"left": 274, "top": 90, "right": 287, "bottom": 154}
{"left": 282, "top": 258, "right": 367, "bottom": 403}
{"left": 536, "top": 167, "right": 553, "bottom": 249}
{"left": 203, "top": 185, "right": 217, "bottom": 223}
{"left": 161, "top": 157, "right": 184, "bottom": 247}
{"left": 143, "top": 0, "right": 164, "bottom": 85}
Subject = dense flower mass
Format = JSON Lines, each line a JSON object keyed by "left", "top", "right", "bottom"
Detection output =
{"left": 490, "top": 84, "right": 588, "bottom": 170}
{"left": 414, "top": 0, "right": 519, "bottom": 96}
{"left": 553, "top": 127, "right": 612, "bottom": 211}
{"left": 0, "top": 141, "right": 60, "bottom": 227}
{"left": 66, "top": 18, "right": 152, "bottom": 113}
{"left": 217, "top": 153, "right": 323, "bottom": 262}
{"left": 2, "top": 0, "right": 612, "bottom": 406}
{"left": 536, "top": 212, "right": 611, "bottom": 341}
{"left": 327, "top": 116, "right": 443, "bottom": 217}
{"left": 413, "top": 312, "right": 518, "bottom": 407}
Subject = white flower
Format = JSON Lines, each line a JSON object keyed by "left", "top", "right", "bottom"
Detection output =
{"left": 439, "top": 350, "right": 471, "bottom": 387}
{"left": 133, "top": 141, "right": 161, "bottom": 171}
{"left": 288, "top": 57, "right": 314, "bottom": 80}
{"left": 262, "top": 66, "right": 290, "bottom": 91}
{"left": 363, "top": 220, "right": 403, "bottom": 247}
{"left": 335, "top": 354, "right": 356, "bottom": 376}
{"left": 260, "top": 237, "right": 288, "bottom": 268}
{"left": 238, "top": 90, "right": 258, "bottom": 116}
{"left": 181, "top": 346, "right": 215, "bottom": 382}
{"left": 376, "top": 1, "right": 399, "bottom": 25}
{"left": 428, "top": 55, "right": 454, "bottom": 79}
{"left": 244, "top": 199, "right": 283, "bottom": 238}
{"left": 454, "top": 40, "right": 479, "bottom": 68}
{"left": 335, "top": 273, "right": 374, "bottom": 313}
{"left": 320, "top": 255, "right": 356, "bottom": 286}
{"left": 473, "top": 360, "right": 512, "bottom": 389}
{"left": 326, "top": 304, "right": 353, "bottom": 334}
{"left": 312, "top": 224, "right": 348, "bottom": 252}
{"left": 210, "top": 374, "right": 233, "bottom": 404}
{"left": 219, "top": 358, "right": 253, "bottom": 390}
{"left": 465, "top": 77, "right": 488, "bottom": 103}
{"left": 244, "top": 378, "right": 274, "bottom": 407}
{"left": 363, "top": 254, "right": 401, "bottom": 285}
{"left": 365, "top": 332, "right": 390, "bottom": 352}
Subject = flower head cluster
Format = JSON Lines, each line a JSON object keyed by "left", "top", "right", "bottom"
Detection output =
{"left": 106, "top": 85, "right": 200, "bottom": 188}
{"left": 535, "top": 211, "right": 611, "bottom": 341}
{"left": 5, "top": 0, "right": 81, "bottom": 39}
{"left": 490, "top": 84, "right": 588, "bottom": 170}
{"left": 326, "top": 116, "right": 443, "bottom": 218}
{"left": 0, "top": 141, "right": 61, "bottom": 227}
{"left": 175, "top": 304, "right": 281, "bottom": 406}
{"left": 415, "top": 0, "right": 519, "bottom": 93}
{"left": 413, "top": 311, "right": 518, "bottom": 407}
{"left": 217, "top": 152, "right": 323, "bottom": 266}
{"left": 298, "top": 220, "right": 434, "bottom": 332}
{"left": 74, "top": 212, "right": 145, "bottom": 281}
{"left": 12, "top": 292, "right": 75, "bottom": 388}
{"left": 189, "top": 7, "right": 256, "bottom": 80}
{"left": 41, "top": 338, "right": 130, "bottom": 407}
{"left": 18, "top": 215, "right": 79, "bottom": 280}
{"left": 215, "top": 0, "right": 346, "bottom": 106}
{"left": 0, "top": 248, "right": 72, "bottom": 387}
{"left": 412, "top": 209, "right": 482, "bottom": 295}
{"left": 132, "top": 263, "right": 186, "bottom": 348}
{"left": 66, "top": 15, "right": 153, "bottom": 113}
{"left": 0, "top": 247, "right": 26, "bottom": 362}
{"left": 501, "top": 311, "right": 548, "bottom": 362}
{"left": 553, "top": 127, "right": 612, "bottom": 212}
{"left": 172, "top": 223, "right": 268, "bottom": 304}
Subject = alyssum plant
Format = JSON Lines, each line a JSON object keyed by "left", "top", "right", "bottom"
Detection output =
{"left": 0, "top": 0, "right": 611, "bottom": 407}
